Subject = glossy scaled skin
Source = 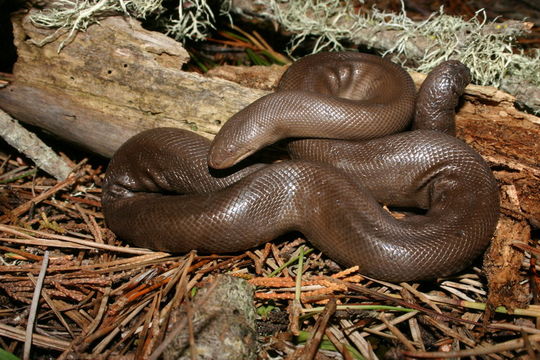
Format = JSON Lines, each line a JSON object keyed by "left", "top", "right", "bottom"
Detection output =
{"left": 102, "top": 52, "right": 500, "bottom": 282}
{"left": 412, "top": 60, "right": 472, "bottom": 135}
{"left": 208, "top": 52, "right": 416, "bottom": 169}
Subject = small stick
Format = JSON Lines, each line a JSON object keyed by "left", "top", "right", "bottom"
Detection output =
{"left": 198, "top": 253, "right": 247, "bottom": 274}
{"left": 28, "top": 273, "right": 74, "bottom": 338}
{"left": 400, "top": 282, "right": 442, "bottom": 314}
{"left": 0, "top": 175, "right": 77, "bottom": 223}
{"left": 24, "top": 251, "right": 49, "bottom": 360}
{"left": 92, "top": 299, "right": 151, "bottom": 354}
{"left": 301, "top": 298, "right": 337, "bottom": 359}
{"left": 269, "top": 243, "right": 288, "bottom": 276}
{"left": 0, "top": 322, "right": 69, "bottom": 351}
{"left": 290, "top": 246, "right": 307, "bottom": 336}
{"left": 295, "top": 246, "right": 305, "bottom": 302}
{"left": 0, "top": 245, "right": 43, "bottom": 261}
{"left": 268, "top": 248, "right": 314, "bottom": 277}
{"left": 56, "top": 288, "right": 111, "bottom": 360}
{"left": 340, "top": 319, "right": 379, "bottom": 359}
{"left": 330, "top": 278, "right": 484, "bottom": 327}
{"left": 0, "top": 224, "right": 155, "bottom": 255}
{"left": 408, "top": 316, "right": 426, "bottom": 351}
{"left": 404, "top": 333, "right": 540, "bottom": 358}
{"left": 149, "top": 280, "right": 220, "bottom": 360}
{"left": 379, "top": 313, "right": 416, "bottom": 352}
{"left": 186, "top": 300, "right": 197, "bottom": 360}
{"left": 85, "top": 288, "right": 111, "bottom": 336}
{"left": 135, "top": 293, "right": 160, "bottom": 359}
{"left": 423, "top": 316, "right": 476, "bottom": 347}
{"left": 0, "top": 109, "right": 72, "bottom": 180}
{"left": 74, "top": 203, "right": 103, "bottom": 244}
{"left": 360, "top": 311, "right": 419, "bottom": 338}
{"left": 324, "top": 327, "right": 354, "bottom": 360}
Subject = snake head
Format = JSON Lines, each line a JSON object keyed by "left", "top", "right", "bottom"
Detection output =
{"left": 208, "top": 140, "right": 256, "bottom": 169}
{"left": 208, "top": 93, "right": 287, "bottom": 169}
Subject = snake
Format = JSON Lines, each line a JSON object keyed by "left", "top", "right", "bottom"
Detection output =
{"left": 102, "top": 52, "right": 500, "bottom": 282}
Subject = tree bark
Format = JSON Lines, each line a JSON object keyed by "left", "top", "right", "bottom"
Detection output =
{"left": 0, "top": 108, "right": 72, "bottom": 180}
{"left": 0, "top": 12, "right": 268, "bottom": 158}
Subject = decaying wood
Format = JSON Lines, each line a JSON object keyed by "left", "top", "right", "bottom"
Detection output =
{"left": 0, "top": 12, "right": 268, "bottom": 158}
{"left": 0, "top": 108, "right": 72, "bottom": 180}
{"left": 484, "top": 217, "right": 531, "bottom": 310}
{"left": 0, "top": 11, "right": 539, "bottom": 309}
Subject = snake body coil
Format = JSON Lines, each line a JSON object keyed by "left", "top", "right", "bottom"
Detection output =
{"left": 102, "top": 52, "right": 499, "bottom": 282}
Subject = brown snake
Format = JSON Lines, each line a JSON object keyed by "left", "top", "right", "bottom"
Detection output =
{"left": 102, "top": 52, "right": 499, "bottom": 282}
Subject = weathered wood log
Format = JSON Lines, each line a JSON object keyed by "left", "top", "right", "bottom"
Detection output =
{"left": 0, "top": 11, "right": 539, "bottom": 307}
{"left": 0, "top": 12, "right": 268, "bottom": 158}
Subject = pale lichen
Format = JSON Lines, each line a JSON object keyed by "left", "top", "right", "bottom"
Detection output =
{"left": 264, "top": 0, "right": 540, "bottom": 113}
{"left": 29, "top": 0, "right": 230, "bottom": 50}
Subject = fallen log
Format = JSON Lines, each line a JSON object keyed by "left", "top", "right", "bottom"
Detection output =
{"left": 0, "top": 13, "right": 269, "bottom": 157}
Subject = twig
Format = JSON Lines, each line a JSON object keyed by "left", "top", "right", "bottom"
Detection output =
{"left": 331, "top": 278, "right": 486, "bottom": 327}
{"left": 302, "top": 304, "right": 414, "bottom": 315}
{"left": 154, "top": 252, "right": 196, "bottom": 350}
{"left": 360, "top": 311, "right": 419, "bottom": 338}
{"left": 379, "top": 313, "right": 416, "bottom": 352}
{"left": 24, "top": 251, "right": 49, "bottom": 360}
{"left": 0, "top": 168, "right": 36, "bottom": 184}
{"left": 198, "top": 253, "right": 247, "bottom": 274}
{"left": 408, "top": 315, "right": 426, "bottom": 351}
{"left": 301, "top": 298, "right": 337, "bottom": 359}
{"left": 92, "top": 299, "right": 151, "bottom": 354}
{"left": 135, "top": 292, "right": 160, "bottom": 359}
{"left": 0, "top": 109, "right": 72, "bottom": 180}
{"left": 86, "top": 287, "right": 111, "bottom": 335}
{"left": 295, "top": 246, "right": 305, "bottom": 302}
{"left": 186, "top": 300, "right": 197, "bottom": 360}
{"left": 0, "top": 323, "right": 70, "bottom": 351}
{"left": 268, "top": 248, "right": 314, "bottom": 277}
{"left": 423, "top": 316, "right": 476, "bottom": 347}
{"left": 149, "top": 280, "right": 220, "bottom": 360}
{"left": 426, "top": 294, "right": 540, "bottom": 318}
{"left": 0, "top": 245, "right": 43, "bottom": 261}
{"left": 404, "top": 333, "right": 540, "bottom": 358}
{"left": 0, "top": 224, "right": 156, "bottom": 255}
{"left": 290, "top": 246, "right": 307, "bottom": 336}
{"left": 0, "top": 237, "right": 93, "bottom": 250}
{"left": 324, "top": 327, "right": 354, "bottom": 360}
{"left": 28, "top": 273, "right": 74, "bottom": 338}
{"left": 339, "top": 319, "right": 379, "bottom": 359}
{"left": 74, "top": 203, "right": 103, "bottom": 243}
{"left": 400, "top": 282, "right": 442, "bottom": 314}
{"left": 0, "top": 175, "right": 78, "bottom": 223}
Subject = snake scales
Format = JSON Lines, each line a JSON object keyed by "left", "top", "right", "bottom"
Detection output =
{"left": 102, "top": 52, "right": 499, "bottom": 282}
